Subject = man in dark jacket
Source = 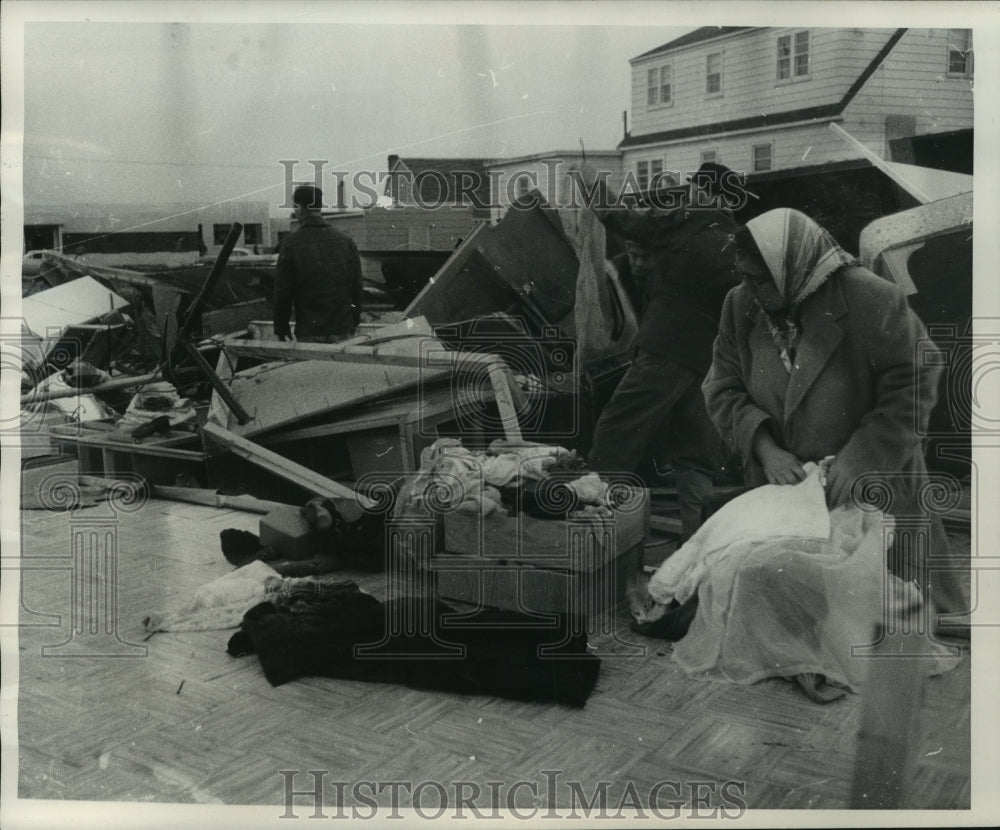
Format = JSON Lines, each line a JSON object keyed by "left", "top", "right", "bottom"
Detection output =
{"left": 273, "top": 185, "right": 363, "bottom": 342}
{"left": 590, "top": 205, "right": 739, "bottom": 539}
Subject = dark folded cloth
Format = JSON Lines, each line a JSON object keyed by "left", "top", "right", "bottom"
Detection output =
{"left": 227, "top": 587, "right": 601, "bottom": 707}
{"left": 630, "top": 595, "right": 699, "bottom": 641}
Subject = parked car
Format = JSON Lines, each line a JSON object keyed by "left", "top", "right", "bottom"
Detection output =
{"left": 197, "top": 247, "right": 278, "bottom": 266}
{"left": 22, "top": 249, "right": 62, "bottom": 276}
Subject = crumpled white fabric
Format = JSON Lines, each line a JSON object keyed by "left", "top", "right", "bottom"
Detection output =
{"left": 141, "top": 560, "right": 280, "bottom": 633}
{"left": 647, "top": 463, "right": 830, "bottom": 607}
{"left": 395, "top": 437, "right": 577, "bottom": 518}
{"left": 670, "top": 504, "right": 961, "bottom": 692}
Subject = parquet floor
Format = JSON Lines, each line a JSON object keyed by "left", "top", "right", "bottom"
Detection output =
{"left": 12, "top": 498, "right": 971, "bottom": 812}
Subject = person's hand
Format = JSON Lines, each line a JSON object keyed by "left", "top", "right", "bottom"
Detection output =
{"left": 760, "top": 445, "right": 808, "bottom": 485}
{"left": 824, "top": 456, "right": 857, "bottom": 508}
{"left": 753, "top": 428, "right": 807, "bottom": 485}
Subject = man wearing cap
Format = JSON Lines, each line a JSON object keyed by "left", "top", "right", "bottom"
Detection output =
{"left": 273, "top": 185, "right": 363, "bottom": 343}
{"left": 591, "top": 203, "right": 739, "bottom": 539}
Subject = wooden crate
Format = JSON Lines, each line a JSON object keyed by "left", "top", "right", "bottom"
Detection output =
{"left": 431, "top": 540, "right": 643, "bottom": 616}
{"left": 47, "top": 422, "right": 208, "bottom": 485}
{"left": 443, "top": 488, "right": 648, "bottom": 559}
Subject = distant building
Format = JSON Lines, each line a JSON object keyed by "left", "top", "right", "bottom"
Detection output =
{"left": 23, "top": 201, "right": 279, "bottom": 267}
{"left": 384, "top": 156, "right": 492, "bottom": 217}
{"left": 619, "top": 27, "right": 974, "bottom": 186}
{"left": 486, "top": 149, "right": 624, "bottom": 220}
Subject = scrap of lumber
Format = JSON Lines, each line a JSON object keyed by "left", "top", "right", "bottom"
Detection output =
{"left": 150, "top": 485, "right": 294, "bottom": 515}
{"left": 219, "top": 359, "right": 435, "bottom": 437}
{"left": 404, "top": 222, "right": 491, "bottom": 320}
{"left": 21, "top": 366, "right": 201, "bottom": 405}
{"left": 220, "top": 337, "right": 523, "bottom": 441}
{"left": 201, "top": 422, "right": 375, "bottom": 517}
{"left": 829, "top": 123, "right": 932, "bottom": 204}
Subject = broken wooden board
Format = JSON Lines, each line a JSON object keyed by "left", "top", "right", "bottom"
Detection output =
{"left": 150, "top": 485, "right": 294, "bottom": 514}
{"left": 471, "top": 202, "right": 578, "bottom": 326}
{"left": 404, "top": 223, "right": 521, "bottom": 324}
{"left": 214, "top": 319, "right": 449, "bottom": 436}
{"left": 219, "top": 359, "right": 446, "bottom": 437}
{"left": 201, "top": 422, "right": 374, "bottom": 518}
{"left": 404, "top": 203, "right": 580, "bottom": 330}
{"left": 21, "top": 276, "right": 130, "bottom": 354}
{"left": 217, "top": 337, "right": 522, "bottom": 441}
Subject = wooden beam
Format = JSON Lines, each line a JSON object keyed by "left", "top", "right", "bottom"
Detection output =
{"left": 182, "top": 339, "right": 252, "bottom": 425}
{"left": 150, "top": 485, "right": 294, "bottom": 514}
{"left": 200, "top": 422, "right": 375, "bottom": 516}
{"left": 486, "top": 362, "right": 522, "bottom": 441}
{"left": 829, "top": 123, "right": 932, "bottom": 204}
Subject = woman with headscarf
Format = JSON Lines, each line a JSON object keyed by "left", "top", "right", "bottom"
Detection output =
{"left": 702, "top": 208, "right": 967, "bottom": 634}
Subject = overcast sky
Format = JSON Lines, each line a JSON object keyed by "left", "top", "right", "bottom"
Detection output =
{"left": 20, "top": 18, "right": 687, "bottom": 215}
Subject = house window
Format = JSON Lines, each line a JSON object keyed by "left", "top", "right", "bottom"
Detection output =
{"left": 647, "top": 65, "right": 672, "bottom": 106}
{"left": 649, "top": 159, "right": 664, "bottom": 189}
{"left": 701, "top": 150, "right": 718, "bottom": 165}
{"left": 212, "top": 224, "right": 229, "bottom": 245}
{"left": 752, "top": 144, "right": 773, "bottom": 172}
{"left": 947, "top": 29, "right": 973, "bottom": 75}
{"left": 706, "top": 52, "right": 722, "bottom": 95}
{"left": 636, "top": 161, "right": 649, "bottom": 191}
{"left": 243, "top": 223, "right": 262, "bottom": 246}
{"left": 778, "top": 30, "right": 810, "bottom": 80}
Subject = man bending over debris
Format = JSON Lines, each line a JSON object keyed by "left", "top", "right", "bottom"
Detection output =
{"left": 273, "top": 184, "right": 363, "bottom": 343}
{"left": 590, "top": 204, "right": 739, "bottom": 540}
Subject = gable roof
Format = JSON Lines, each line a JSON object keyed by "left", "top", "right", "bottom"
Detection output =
{"left": 386, "top": 156, "right": 492, "bottom": 206}
{"left": 633, "top": 27, "right": 754, "bottom": 61}
{"left": 620, "top": 28, "right": 908, "bottom": 149}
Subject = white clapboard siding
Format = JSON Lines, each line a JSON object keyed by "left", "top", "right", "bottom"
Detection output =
{"left": 628, "top": 28, "right": 886, "bottom": 137}
{"left": 842, "top": 29, "right": 975, "bottom": 155}
{"left": 623, "top": 27, "right": 972, "bottom": 178}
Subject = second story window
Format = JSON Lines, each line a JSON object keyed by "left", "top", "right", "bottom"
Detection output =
{"left": 947, "top": 29, "right": 973, "bottom": 76}
{"left": 752, "top": 143, "right": 773, "bottom": 173}
{"left": 706, "top": 52, "right": 722, "bottom": 95}
{"left": 778, "top": 30, "right": 810, "bottom": 80}
{"left": 637, "top": 161, "right": 649, "bottom": 191}
{"left": 647, "top": 65, "right": 672, "bottom": 106}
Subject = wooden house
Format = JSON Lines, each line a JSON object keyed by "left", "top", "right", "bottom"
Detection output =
{"left": 620, "top": 27, "right": 974, "bottom": 188}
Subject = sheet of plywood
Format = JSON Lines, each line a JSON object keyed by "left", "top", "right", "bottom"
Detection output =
{"left": 218, "top": 319, "right": 452, "bottom": 436}
{"left": 404, "top": 224, "right": 521, "bottom": 324}
{"left": 21, "top": 276, "right": 129, "bottom": 343}
{"left": 224, "top": 359, "right": 433, "bottom": 437}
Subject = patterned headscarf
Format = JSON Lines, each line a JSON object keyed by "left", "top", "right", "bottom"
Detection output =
{"left": 743, "top": 208, "right": 857, "bottom": 372}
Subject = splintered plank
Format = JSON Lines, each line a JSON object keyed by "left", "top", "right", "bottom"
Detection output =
{"left": 200, "top": 422, "right": 374, "bottom": 515}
